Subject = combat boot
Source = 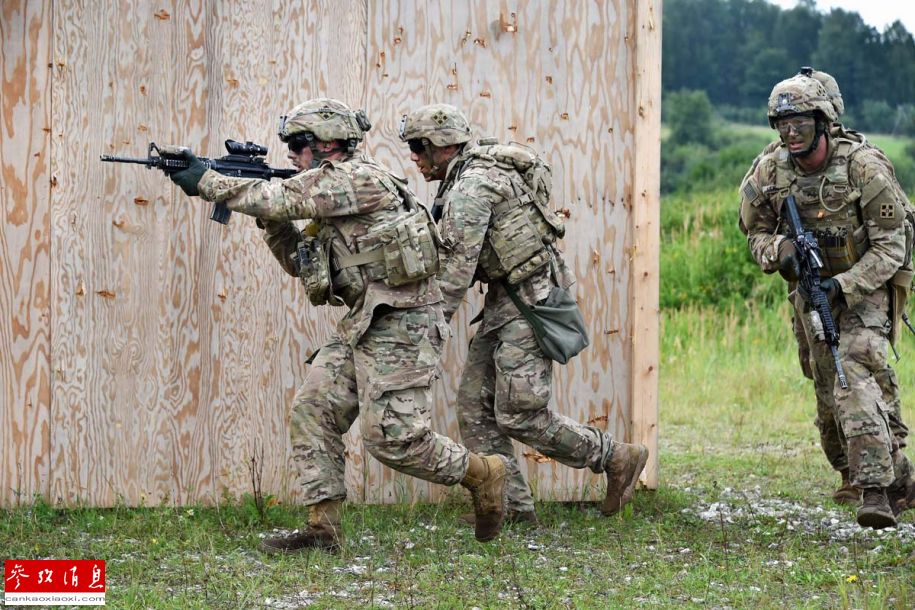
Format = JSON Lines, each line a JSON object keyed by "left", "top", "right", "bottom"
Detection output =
{"left": 832, "top": 468, "right": 861, "bottom": 506}
{"left": 887, "top": 478, "right": 915, "bottom": 517}
{"left": 602, "top": 441, "right": 649, "bottom": 516}
{"left": 259, "top": 499, "right": 343, "bottom": 554}
{"left": 458, "top": 508, "right": 538, "bottom": 526}
{"left": 856, "top": 488, "right": 897, "bottom": 530}
{"left": 460, "top": 453, "right": 508, "bottom": 542}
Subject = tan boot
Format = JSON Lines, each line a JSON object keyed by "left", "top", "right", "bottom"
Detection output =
{"left": 461, "top": 453, "right": 508, "bottom": 542}
{"left": 856, "top": 488, "right": 897, "bottom": 530}
{"left": 888, "top": 477, "right": 915, "bottom": 517}
{"left": 832, "top": 469, "right": 862, "bottom": 506}
{"left": 602, "top": 442, "right": 649, "bottom": 516}
{"left": 259, "top": 499, "right": 343, "bottom": 554}
{"left": 458, "top": 509, "right": 538, "bottom": 526}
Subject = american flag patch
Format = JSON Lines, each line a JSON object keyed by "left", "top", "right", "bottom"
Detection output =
{"left": 741, "top": 180, "right": 760, "bottom": 203}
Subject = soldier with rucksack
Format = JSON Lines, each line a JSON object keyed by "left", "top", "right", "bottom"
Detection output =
{"left": 399, "top": 104, "right": 648, "bottom": 523}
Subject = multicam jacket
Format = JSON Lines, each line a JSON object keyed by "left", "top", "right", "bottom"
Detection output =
{"left": 197, "top": 154, "right": 442, "bottom": 345}
{"left": 738, "top": 128, "right": 909, "bottom": 310}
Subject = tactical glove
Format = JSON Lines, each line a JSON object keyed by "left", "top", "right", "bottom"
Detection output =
{"left": 777, "top": 239, "right": 799, "bottom": 282}
{"left": 797, "top": 277, "right": 844, "bottom": 307}
{"left": 169, "top": 149, "right": 208, "bottom": 197}
{"left": 820, "top": 277, "right": 844, "bottom": 306}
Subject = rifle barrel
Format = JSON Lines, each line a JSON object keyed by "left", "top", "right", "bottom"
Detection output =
{"left": 100, "top": 155, "right": 154, "bottom": 165}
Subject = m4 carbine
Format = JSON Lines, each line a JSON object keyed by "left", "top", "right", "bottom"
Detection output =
{"left": 101, "top": 140, "right": 297, "bottom": 224}
{"left": 783, "top": 194, "right": 848, "bottom": 389}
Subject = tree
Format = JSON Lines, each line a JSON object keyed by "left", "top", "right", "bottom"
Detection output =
{"left": 739, "top": 46, "right": 791, "bottom": 108}
{"left": 772, "top": 2, "right": 823, "bottom": 69}
{"left": 666, "top": 89, "right": 715, "bottom": 146}
{"left": 811, "top": 9, "right": 877, "bottom": 109}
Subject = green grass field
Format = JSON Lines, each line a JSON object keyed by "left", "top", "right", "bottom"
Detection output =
{"left": 3, "top": 126, "right": 915, "bottom": 608}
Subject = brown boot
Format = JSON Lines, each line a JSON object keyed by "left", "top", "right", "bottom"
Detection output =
{"left": 832, "top": 469, "right": 862, "bottom": 506}
{"left": 856, "top": 488, "right": 897, "bottom": 530}
{"left": 461, "top": 453, "right": 508, "bottom": 542}
{"left": 458, "top": 509, "right": 538, "bottom": 526}
{"left": 887, "top": 478, "right": 915, "bottom": 517}
{"left": 602, "top": 442, "right": 649, "bottom": 516}
{"left": 259, "top": 499, "right": 343, "bottom": 554}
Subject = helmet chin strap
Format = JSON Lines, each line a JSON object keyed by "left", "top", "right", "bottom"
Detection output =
{"left": 789, "top": 120, "right": 826, "bottom": 159}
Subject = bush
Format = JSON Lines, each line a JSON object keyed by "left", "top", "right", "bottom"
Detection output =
{"left": 857, "top": 99, "right": 896, "bottom": 134}
{"left": 665, "top": 89, "right": 715, "bottom": 146}
{"left": 661, "top": 125, "right": 772, "bottom": 194}
{"left": 717, "top": 105, "right": 768, "bottom": 126}
{"left": 661, "top": 188, "right": 784, "bottom": 310}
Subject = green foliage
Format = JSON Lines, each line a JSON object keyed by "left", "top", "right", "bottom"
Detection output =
{"left": 665, "top": 89, "right": 715, "bottom": 146}
{"left": 663, "top": 0, "right": 915, "bottom": 130}
{"left": 240, "top": 491, "right": 282, "bottom": 526}
{"left": 661, "top": 187, "right": 784, "bottom": 310}
{"left": 858, "top": 99, "right": 897, "bottom": 134}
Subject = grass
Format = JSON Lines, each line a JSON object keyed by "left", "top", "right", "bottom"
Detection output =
{"left": 4, "top": 124, "right": 915, "bottom": 608}
{"left": 3, "top": 302, "right": 914, "bottom": 608}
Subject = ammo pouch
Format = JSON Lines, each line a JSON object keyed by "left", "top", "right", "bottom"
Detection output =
{"left": 888, "top": 267, "right": 913, "bottom": 346}
{"left": 502, "top": 279, "right": 589, "bottom": 364}
{"left": 340, "top": 208, "right": 439, "bottom": 287}
{"left": 814, "top": 225, "right": 869, "bottom": 276}
{"left": 292, "top": 236, "right": 332, "bottom": 306}
{"left": 481, "top": 199, "right": 553, "bottom": 285}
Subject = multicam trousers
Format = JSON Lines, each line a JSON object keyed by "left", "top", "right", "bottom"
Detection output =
{"left": 289, "top": 305, "right": 469, "bottom": 504}
{"left": 456, "top": 316, "right": 612, "bottom": 513}
{"left": 793, "top": 310, "right": 909, "bottom": 474}
{"left": 796, "top": 287, "right": 914, "bottom": 489}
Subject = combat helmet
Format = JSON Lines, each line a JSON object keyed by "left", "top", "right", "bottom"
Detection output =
{"left": 399, "top": 103, "right": 473, "bottom": 147}
{"left": 277, "top": 98, "right": 372, "bottom": 152}
{"left": 767, "top": 73, "right": 838, "bottom": 127}
{"left": 799, "top": 66, "right": 844, "bottom": 118}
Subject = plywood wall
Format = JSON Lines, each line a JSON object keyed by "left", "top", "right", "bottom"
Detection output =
{"left": 0, "top": 0, "right": 660, "bottom": 507}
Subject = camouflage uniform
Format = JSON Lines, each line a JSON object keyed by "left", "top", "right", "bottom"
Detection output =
{"left": 195, "top": 113, "right": 472, "bottom": 504}
{"left": 748, "top": 135, "right": 909, "bottom": 479}
{"left": 401, "top": 104, "right": 617, "bottom": 515}
{"left": 738, "top": 75, "right": 915, "bottom": 502}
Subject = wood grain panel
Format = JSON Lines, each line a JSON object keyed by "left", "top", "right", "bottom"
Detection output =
{"left": 0, "top": 0, "right": 52, "bottom": 507}
{"left": 360, "top": 0, "right": 644, "bottom": 502}
{"left": 9, "top": 0, "right": 658, "bottom": 507}
{"left": 269, "top": 0, "right": 370, "bottom": 504}
{"left": 50, "top": 0, "right": 199, "bottom": 505}
{"left": 630, "top": 0, "right": 662, "bottom": 488}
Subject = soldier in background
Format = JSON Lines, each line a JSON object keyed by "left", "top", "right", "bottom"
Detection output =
{"left": 742, "top": 68, "right": 912, "bottom": 509}
{"left": 398, "top": 104, "right": 648, "bottom": 523}
{"left": 165, "top": 98, "right": 509, "bottom": 551}
{"left": 739, "top": 72, "right": 915, "bottom": 528}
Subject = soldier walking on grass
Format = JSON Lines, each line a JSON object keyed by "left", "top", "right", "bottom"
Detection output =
{"left": 162, "top": 98, "right": 509, "bottom": 551}
{"left": 739, "top": 72, "right": 915, "bottom": 528}
{"left": 744, "top": 68, "right": 913, "bottom": 509}
{"left": 398, "top": 104, "right": 649, "bottom": 524}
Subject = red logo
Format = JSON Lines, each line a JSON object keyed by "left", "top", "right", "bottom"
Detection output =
{"left": 4, "top": 560, "right": 105, "bottom": 606}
